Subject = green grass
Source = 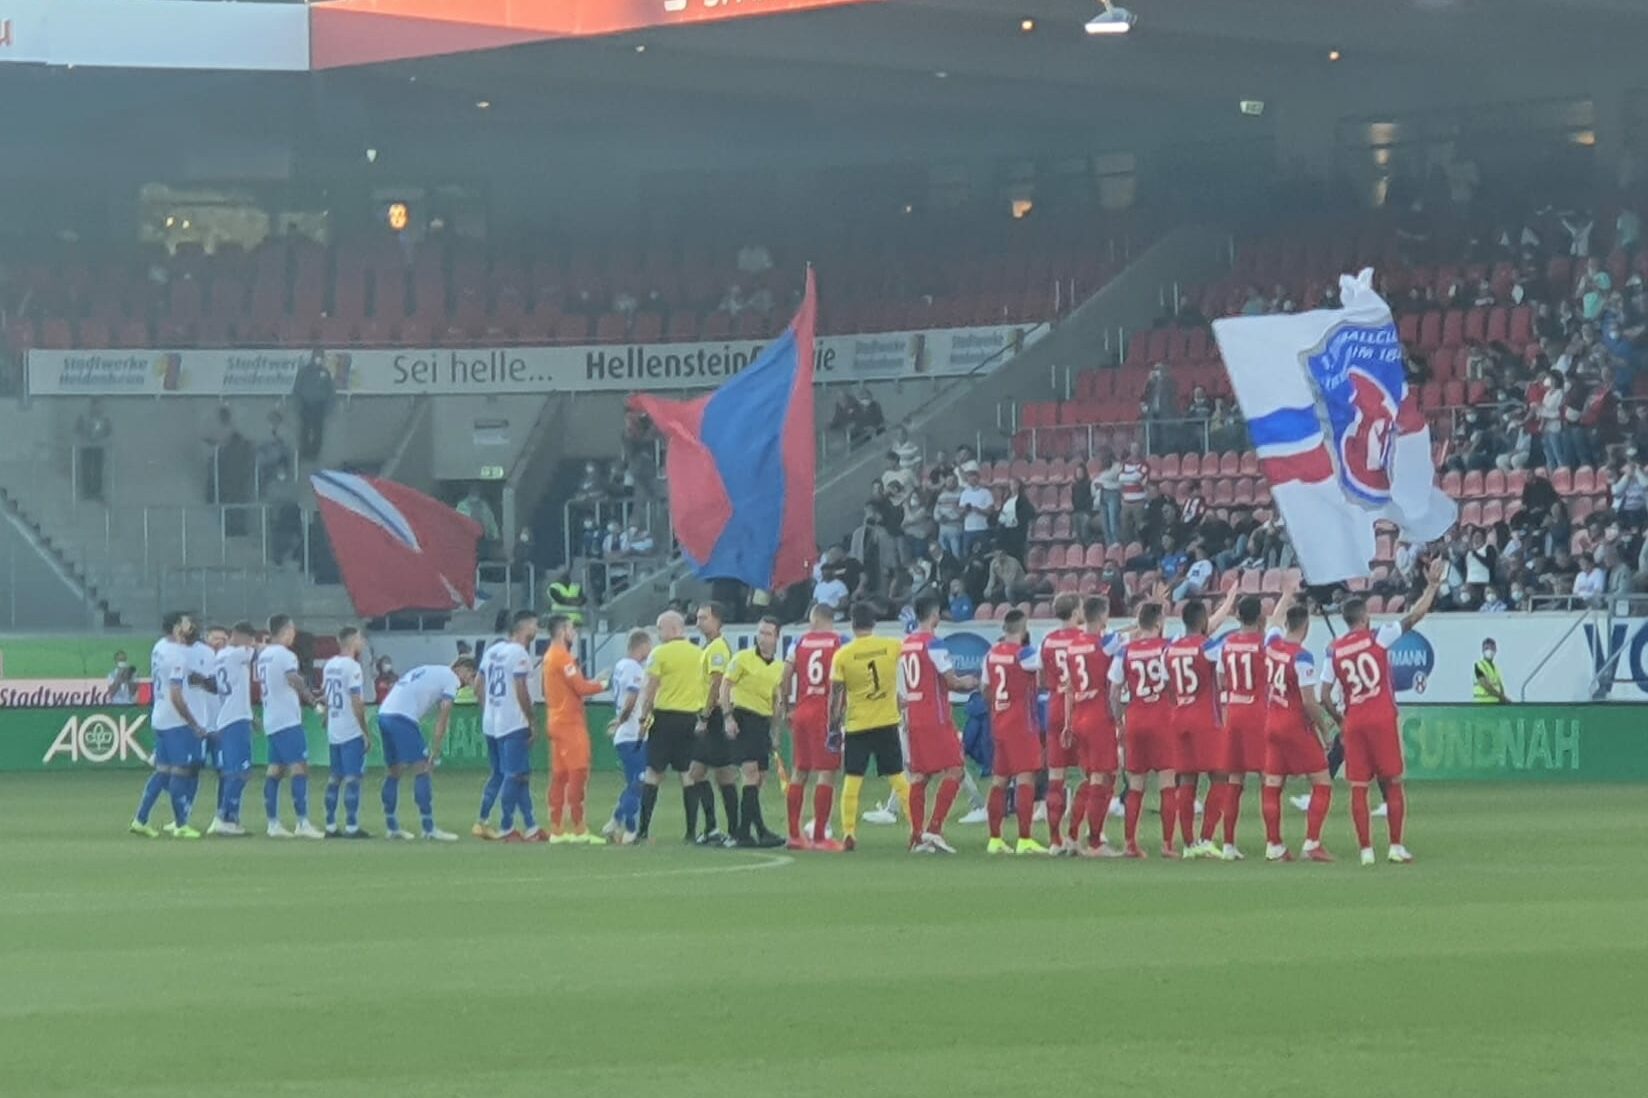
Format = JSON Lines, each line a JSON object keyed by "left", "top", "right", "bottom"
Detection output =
{"left": 2, "top": 774, "right": 1645, "bottom": 1097}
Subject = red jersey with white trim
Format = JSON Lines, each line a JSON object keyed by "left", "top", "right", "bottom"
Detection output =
{"left": 1040, "top": 626, "right": 1086, "bottom": 728}
{"left": 899, "top": 631, "right": 955, "bottom": 734}
{"left": 1263, "top": 637, "right": 1318, "bottom": 733}
{"left": 1166, "top": 634, "right": 1221, "bottom": 726}
{"left": 1219, "top": 630, "right": 1271, "bottom": 716}
{"left": 1066, "top": 629, "right": 1123, "bottom": 725}
{"left": 1323, "top": 623, "right": 1403, "bottom": 723}
{"left": 985, "top": 640, "right": 1041, "bottom": 740}
{"left": 1109, "top": 636, "right": 1173, "bottom": 722}
{"left": 787, "top": 631, "right": 841, "bottom": 724}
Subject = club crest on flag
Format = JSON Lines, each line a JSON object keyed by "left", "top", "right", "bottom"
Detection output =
{"left": 1300, "top": 318, "right": 1405, "bottom": 508}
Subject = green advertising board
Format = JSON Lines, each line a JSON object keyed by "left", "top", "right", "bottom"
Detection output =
{"left": 3, "top": 704, "right": 1645, "bottom": 780}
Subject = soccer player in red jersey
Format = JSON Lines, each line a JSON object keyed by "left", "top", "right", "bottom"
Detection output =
{"left": 1109, "top": 601, "right": 1179, "bottom": 859}
{"left": 1261, "top": 598, "right": 1338, "bottom": 863}
{"left": 1039, "top": 593, "right": 1089, "bottom": 854}
{"left": 983, "top": 610, "right": 1048, "bottom": 856}
{"left": 1165, "top": 586, "right": 1240, "bottom": 859}
{"left": 1067, "top": 595, "right": 1127, "bottom": 857}
{"left": 776, "top": 604, "right": 844, "bottom": 852}
{"left": 901, "top": 593, "right": 980, "bottom": 854}
{"left": 1203, "top": 591, "right": 1290, "bottom": 860}
{"left": 1321, "top": 560, "right": 1444, "bottom": 866}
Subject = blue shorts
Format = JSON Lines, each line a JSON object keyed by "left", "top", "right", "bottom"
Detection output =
{"left": 495, "top": 728, "right": 531, "bottom": 777}
{"left": 267, "top": 726, "right": 308, "bottom": 767}
{"left": 217, "top": 720, "right": 254, "bottom": 776}
{"left": 155, "top": 726, "right": 204, "bottom": 768}
{"left": 329, "top": 738, "right": 367, "bottom": 779}
{"left": 378, "top": 714, "right": 429, "bottom": 769}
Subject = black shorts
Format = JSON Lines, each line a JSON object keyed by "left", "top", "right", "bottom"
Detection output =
{"left": 843, "top": 725, "right": 903, "bottom": 778}
{"left": 646, "top": 711, "right": 697, "bottom": 774}
{"left": 692, "top": 708, "right": 734, "bottom": 769}
{"left": 731, "top": 709, "right": 773, "bottom": 769}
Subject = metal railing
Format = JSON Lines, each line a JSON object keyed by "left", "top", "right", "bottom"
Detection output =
{"left": 1007, "top": 415, "right": 1251, "bottom": 461}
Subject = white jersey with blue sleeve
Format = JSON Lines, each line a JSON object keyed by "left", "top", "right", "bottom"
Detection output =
{"left": 213, "top": 646, "right": 255, "bottom": 729}
{"left": 609, "top": 658, "right": 646, "bottom": 745}
{"left": 481, "top": 641, "right": 532, "bottom": 737}
{"left": 379, "top": 665, "right": 460, "bottom": 724}
{"left": 150, "top": 639, "right": 191, "bottom": 730}
{"left": 189, "top": 642, "right": 220, "bottom": 733}
{"left": 257, "top": 644, "right": 304, "bottom": 732}
{"left": 322, "top": 656, "right": 366, "bottom": 744}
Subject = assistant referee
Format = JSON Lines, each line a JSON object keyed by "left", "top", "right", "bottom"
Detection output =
{"left": 721, "top": 615, "right": 787, "bottom": 848}
{"left": 634, "top": 610, "right": 704, "bottom": 843}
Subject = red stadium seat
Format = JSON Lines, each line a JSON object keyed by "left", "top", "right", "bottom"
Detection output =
{"left": 1551, "top": 468, "right": 1572, "bottom": 494}
{"left": 1572, "top": 467, "right": 1596, "bottom": 495}
{"left": 1480, "top": 501, "right": 1504, "bottom": 527}
{"left": 1461, "top": 471, "right": 1485, "bottom": 498}
{"left": 1460, "top": 502, "right": 1483, "bottom": 527}
{"left": 1484, "top": 469, "right": 1506, "bottom": 497}
{"left": 973, "top": 603, "right": 994, "bottom": 621}
{"left": 1442, "top": 470, "right": 1463, "bottom": 496}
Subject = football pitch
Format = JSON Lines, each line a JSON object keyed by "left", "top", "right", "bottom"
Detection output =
{"left": 2, "top": 774, "right": 1644, "bottom": 1098}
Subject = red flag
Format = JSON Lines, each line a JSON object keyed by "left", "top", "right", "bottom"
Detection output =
{"left": 309, "top": 471, "right": 481, "bottom": 617}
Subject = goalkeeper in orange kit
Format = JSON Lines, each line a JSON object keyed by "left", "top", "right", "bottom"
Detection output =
{"left": 542, "top": 614, "right": 607, "bottom": 843}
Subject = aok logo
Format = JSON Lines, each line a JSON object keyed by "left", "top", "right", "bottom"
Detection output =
{"left": 42, "top": 714, "right": 152, "bottom": 765}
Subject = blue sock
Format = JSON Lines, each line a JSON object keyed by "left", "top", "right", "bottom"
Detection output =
{"left": 292, "top": 774, "right": 310, "bottom": 819}
{"left": 479, "top": 772, "right": 503, "bottom": 822}
{"left": 382, "top": 776, "right": 401, "bottom": 833}
{"left": 324, "top": 780, "right": 341, "bottom": 827}
{"left": 516, "top": 778, "right": 537, "bottom": 831}
{"left": 168, "top": 773, "right": 191, "bottom": 826}
{"left": 344, "top": 780, "right": 361, "bottom": 830}
{"left": 181, "top": 771, "right": 200, "bottom": 820}
{"left": 500, "top": 778, "right": 517, "bottom": 832}
{"left": 414, "top": 773, "right": 434, "bottom": 833}
{"left": 215, "top": 774, "right": 227, "bottom": 817}
{"left": 136, "top": 771, "right": 167, "bottom": 824}
{"left": 264, "top": 776, "right": 280, "bottom": 822}
{"left": 225, "top": 776, "right": 246, "bottom": 823}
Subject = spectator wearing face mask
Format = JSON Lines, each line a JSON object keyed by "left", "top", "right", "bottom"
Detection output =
{"left": 1473, "top": 639, "right": 1509, "bottom": 704}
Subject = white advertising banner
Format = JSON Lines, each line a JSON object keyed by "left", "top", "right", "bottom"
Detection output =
{"left": 25, "top": 323, "right": 1045, "bottom": 397}
{"left": 369, "top": 613, "right": 1648, "bottom": 708}
{"left": 0, "top": 0, "right": 310, "bottom": 71}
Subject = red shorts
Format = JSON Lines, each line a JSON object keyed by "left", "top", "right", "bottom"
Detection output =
{"left": 1072, "top": 708, "right": 1118, "bottom": 774}
{"left": 1123, "top": 718, "right": 1175, "bottom": 774}
{"left": 1047, "top": 711, "right": 1083, "bottom": 771}
{"left": 1264, "top": 726, "right": 1328, "bottom": 777}
{"left": 1223, "top": 707, "right": 1268, "bottom": 774}
{"left": 1175, "top": 714, "right": 1224, "bottom": 773}
{"left": 790, "top": 713, "right": 839, "bottom": 773}
{"left": 1341, "top": 713, "right": 1404, "bottom": 782}
{"left": 907, "top": 721, "right": 963, "bottom": 776}
{"left": 992, "top": 731, "right": 1043, "bottom": 778}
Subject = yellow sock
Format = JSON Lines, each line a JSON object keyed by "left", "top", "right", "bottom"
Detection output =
{"left": 842, "top": 775, "right": 863, "bottom": 838}
{"left": 888, "top": 773, "right": 912, "bottom": 821}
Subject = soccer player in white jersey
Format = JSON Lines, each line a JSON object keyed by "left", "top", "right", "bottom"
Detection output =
{"left": 377, "top": 657, "right": 475, "bottom": 841}
{"left": 182, "top": 624, "right": 227, "bottom": 834}
{"left": 601, "top": 629, "right": 653, "bottom": 845}
{"left": 130, "top": 611, "right": 210, "bottom": 838}
{"left": 478, "top": 610, "right": 545, "bottom": 842}
{"left": 258, "top": 614, "right": 323, "bottom": 839}
{"left": 206, "top": 622, "right": 258, "bottom": 836}
{"left": 321, "top": 627, "right": 372, "bottom": 839}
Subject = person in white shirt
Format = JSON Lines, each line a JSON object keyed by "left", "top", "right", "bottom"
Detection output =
{"left": 1172, "top": 547, "right": 1216, "bottom": 601}
{"left": 376, "top": 657, "right": 475, "bottom": 842}
{"left": 602, "top": 629, "right": 654, "bottom": 843}
{"left": 257, "top": 614, "right": 323, "bottom": 839}
{"left": 129, "top": 612, "right": 210, "bottom": 839}
{"left": 892, "top": 425, "right": 923, "bottom": 471}
{"left": 1572, "top": 562, "right": 1607, "bottom": 607}
{"left": 163, "top": 624, "right": 226, "bottom": 838}
{"left": 475, "top": 610, "right": 544, "bottom": 841}
{"left": 106, "top": 650, "right": 139, "bottom": 705}
{"left": 320, "top": 627, "right": 372, "bottom": 838}
{"left": 957, "top": 464, "right": 995, "bottom": 556}
{"left": 205, "top": 622, "right": 258, "bottom": 837}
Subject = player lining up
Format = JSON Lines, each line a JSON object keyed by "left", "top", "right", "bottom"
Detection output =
{"left": 321, "top": 627, "right": 372, "bottom": 838}
{"left": 376, "top": 655, "right": 472, "bottom": 841}
{"left": 1167, "top": 587, "right": 1240, "bottom": 858}
{"left": 901, "top": 593, "right": 980, "bottom": 854}
{"left": 478, "top": 610, "right": 547, "bottom": 843}
{"left": 984, "top": 610, "right": 1046, "bottom": 855}
{"left": 130, "top": 612, "right": 211, "bottom": 839}
{"left": 544, "top": 614, "right": 607, "bottom": 843}
{"left": 259, "top": 614, "right": 324, "bottom": 839}
{"left": 828, "top": 602, "right": 912, "bottom": 852}
{"left": 778, "top": 604, "right": 845, "bottom": 851}
{"left": 1111, "top": 600, "right": 1178, "bottom": 858}
{"left": 205, "top": 622, "right": 258, "bottom": 837}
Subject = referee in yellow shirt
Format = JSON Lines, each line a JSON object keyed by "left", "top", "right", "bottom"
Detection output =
{"left": 688, "top": 601, "right": 737, "bottom": 846}
{"left": 828, "top": 601, "right": 912, "bottom": 851}
{"left": 721, "top": 615, "right": 787, "bottom": 848}
{"left": 634, "top": 610, "right": 708, "bottom": 843}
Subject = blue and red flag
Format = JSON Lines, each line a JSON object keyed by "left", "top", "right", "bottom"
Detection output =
{"left": 630, "top": 270, "right": 817, "bottom": 591}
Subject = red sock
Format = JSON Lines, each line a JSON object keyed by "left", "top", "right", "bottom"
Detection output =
{"left": 786, "top": 782, "right": 806, "bottom": 840}
{"left": 930, "top": 777, "right": 960, "bottom": 835}
{"left": 1350, "top": 786, "right": 1371, "bottom": 849}
{"left": 1262, "top": 785, "right": 1283, "bottom": 846}
{"left": 1306, "top": 783, "right": 1332, "bottom": 843}
{"left": 1199, "top": 782, "right": 1224, "bottom": 843}
{"left": 1222, "top": 784, "right": 1243, "bottom": 846}
{"left": 1015, "top": 779, "right": 1036, "bottom": 840}
{"left": 1176, "top": 779, "right": 1196, "bottom": 845}
{"left": 1046, "top": 781, "right": 1067, "bottom": 844}
{"left": 1067, "top": 781, "right": 1088, "bottom": 842}
{"left": 1159, "top": 785, "right": 1178, "bottom": 848}
{"left": 1386, "top": 783, "right": 1406, "bottom": 845}
{"left": 1087, "top": 781, "right": 1114, "bottom": 845}
{"left": 987, "top": 785, "right": 1006, "bottom": 839}
{"left": 1123, "top": 788, "right": 1143, "bottom": 845}
{"left": 811, "top": 784, "right": 834, "bottom": 844}
{"left": 908, "top": 779, "right": 928, "bottom": 847}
